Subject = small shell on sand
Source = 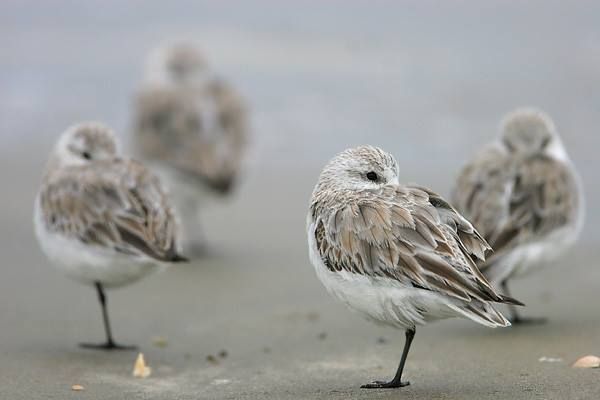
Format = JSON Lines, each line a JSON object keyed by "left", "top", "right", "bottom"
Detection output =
{"left": 133, "top": 353, "right": 152, "bottom": 378}
{"left": 572, "top": 355, "right": 600, "bottom": 368}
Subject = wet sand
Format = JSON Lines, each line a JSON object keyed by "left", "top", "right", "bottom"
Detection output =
{"left": 1, "top": 154, "right": 599, "bottom": 400}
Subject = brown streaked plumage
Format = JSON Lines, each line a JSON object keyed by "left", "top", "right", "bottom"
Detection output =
{"left": 133, "top": 81, "right": 247, "bottom": 194}
{"left": 133, "top": 44, "right": 248, "bottom": 253}
{"left": 39, "top": 158, "right": 183, "bottom": 263}
{"left": 312, "top": 184, "right": 515, "bottom": 309}
{"left": 452, "top": 108, "right": 583, "bottom": 324}
{"left": 307, "top": 145, "right": 521, "bottom": 389}
{"left": 34, "top": 122, "right": 186, "bottom": 350}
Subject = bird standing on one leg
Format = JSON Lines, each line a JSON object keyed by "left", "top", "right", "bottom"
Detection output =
{"left": 452, "top": 108, "right": 584, "bottom": 324}
{"left": 34, "top": 122, "right": 187, "bottom": 349}
{"left": 307, "top": 145, "right": 522, "bottom": 389}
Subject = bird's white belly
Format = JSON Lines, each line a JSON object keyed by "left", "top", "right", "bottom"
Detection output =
{"left": 488, "top": 224, "right": 579, "bottom": 284}
{"left": 514, "top": 226, "right": 576, "bottom": 275}
{"left": 34, "top": 200, "right": 160, "bottom": 288}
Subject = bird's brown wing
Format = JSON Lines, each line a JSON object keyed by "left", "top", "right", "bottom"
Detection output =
{"left": 313, "top": 185, "right": 517, "bottom": 306}
{"left": 453, "top": 146, "right": 579, "bottom": 268}
{"left": 39, "top": 159, "right": 185, "bottom": 262}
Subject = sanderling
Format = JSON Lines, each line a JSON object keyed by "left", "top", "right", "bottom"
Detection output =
{"left": 452, "top": 108, "right": 584, "bottom": 324}
{"left": 132, "top": 43, "right": 247, "bottom": 252}
{"left": 307, "top": 145, "right": 522, "bottom": 389}
{"left": 34, "top": 122, "right": 187, "bottom": 350}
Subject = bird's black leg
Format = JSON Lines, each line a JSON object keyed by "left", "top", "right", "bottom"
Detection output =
{"left": 79, "top": 282, "right": 137, "bottom": 350}
{"left": 361, "top": 327, "right": 415, "bottom": 389}
{"left": 501, "top": 280, "right": 546, "bottom": 325}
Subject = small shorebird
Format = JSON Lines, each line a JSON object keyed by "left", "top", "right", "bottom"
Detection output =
{"left": 452, "top": 108, "right": 584, "bottom": 324}
{"left": 34, "top": 122, "right": 187, "bottom": 349}
{"left": 307, "top": 145, "right": 522, "bottom": 389}
{"left": 132, "top": 43, "right": 247, "bottom": 253}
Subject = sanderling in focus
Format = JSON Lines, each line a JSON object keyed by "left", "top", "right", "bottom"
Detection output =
{"left": 34, "top": 122, "right": 187, "bottom": 350}
{"left": 307, "top": 145, "right": 522, "bottom": 389}
{"left": 132, "top": 43, "right": 248, "bottom": 253}
{"left": 452, "top": 108, "right": 584, "bottom": 324}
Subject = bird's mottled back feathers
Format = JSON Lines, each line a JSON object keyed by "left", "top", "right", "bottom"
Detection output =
{"left": 452, "top": 145, "right": 512, "bottom": 241}
{"left": 311, "top": 184, "right": 517, "bottom": 306}
{"left": 453, "top": 146, "right": 580, "bottom": 267}
{"left": 134, "top": 82, "right": 246, "bottom": 193}
{"left": 39, "top": 158, "right": 183, "bottom": 262}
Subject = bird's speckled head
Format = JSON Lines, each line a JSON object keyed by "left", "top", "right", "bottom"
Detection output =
{"left": 52, "top": 122, "right": 118, "bottom": 168}
{"left": 165, "top": 44, "right": 206, "bottom": 83}
{"left": 144, "top": 43, "right": 208, "bottom": 87}
{"left": 500, "top": 108, "right": 558, "bottom": 155}
{"left": 314, "top": 146, "right": 399, "bottom": 197}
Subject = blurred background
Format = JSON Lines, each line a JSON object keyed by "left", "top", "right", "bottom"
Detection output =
{"left": 3, "top": 1, "right": 599, "bottom": 183}
{"left": 2, "top": 1, "right": 600, "bottom": 398}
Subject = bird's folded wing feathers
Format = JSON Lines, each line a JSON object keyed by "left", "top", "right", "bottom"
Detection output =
{"left": 483, "top": 155, "right": 579, "bottom": 266}
{"left": 314, "top": 186, "right": 517, "bottom": 305}
{"left": 453, "top": 148, "right": 578, "bottom": 267}
{"left": 452, "top": 145, "right": 511, "bottom": 241}
{"left": 134, "top": 86, "right": 244, "bottom": 192}
{"left": 39, "top": 159, "right": 184, "bottom": 262}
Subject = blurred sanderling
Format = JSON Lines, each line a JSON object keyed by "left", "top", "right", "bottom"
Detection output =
{"left": 452, "top": 108, "right": 584, "bottom": 324}
{"left": 307, "top": 145, "right": 522, "bottom": 389}
{"left": 132, "top": 43, "right": 248, "bottom": 253}
{"left": 34, "top": 122, "right": 187, "bottom": 350}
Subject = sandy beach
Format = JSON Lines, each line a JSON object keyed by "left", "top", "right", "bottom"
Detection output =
{"left": 1, "top": 152, "right": 599, "bottom": 399}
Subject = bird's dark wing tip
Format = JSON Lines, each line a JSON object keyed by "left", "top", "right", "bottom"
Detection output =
{"left": 169, "top": 254, "right": 190, "bottom": 263}
{"left": 500, "top": 294, "right": 525, "bottom": 306}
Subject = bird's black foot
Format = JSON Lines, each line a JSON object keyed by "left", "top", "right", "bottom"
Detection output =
{"left": 511, "top": 316, "right": 547, "bottom": 325}
{"left": 361, "top": 380, "right": 410, "bottom": 389}
{"left": 79, "top": 341, "right": 138, "bottom": 351}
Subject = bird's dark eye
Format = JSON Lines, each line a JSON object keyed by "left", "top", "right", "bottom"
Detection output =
{"left": 82, "top": 151, "right": 92, "bottom": 160}
{"left": 540, "top": 136, "right": 551, "bottom": 149}
{"left": 366, "top": 171, "right": 378, "bottom": 181}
